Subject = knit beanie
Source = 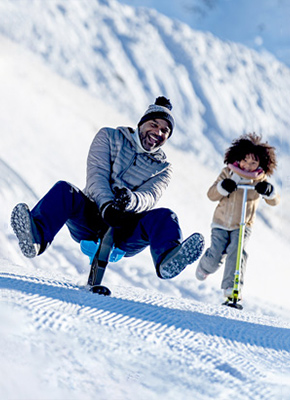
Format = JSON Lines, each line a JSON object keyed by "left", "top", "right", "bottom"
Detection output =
{"left": 138, "top": 96, "right": 175, "bottom": 136}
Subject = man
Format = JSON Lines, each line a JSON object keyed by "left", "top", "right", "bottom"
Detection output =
{"left": 11, "top": 96, "right": 204, "bottom": 280}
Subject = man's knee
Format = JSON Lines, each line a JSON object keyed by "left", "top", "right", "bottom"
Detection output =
{"left": 148, "top": 207, "right": 178, "bottom": 223}
{"left": 53, "top": 180, "right": 79, "bottom": 193}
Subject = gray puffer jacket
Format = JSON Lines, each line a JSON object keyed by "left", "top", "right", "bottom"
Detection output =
{"left": 84, "top": 126, "right": 173, "bottom": 213}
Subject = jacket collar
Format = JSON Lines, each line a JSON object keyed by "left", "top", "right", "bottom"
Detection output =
{"left": 117, "top": 126, "right": 168, "bottom": 162}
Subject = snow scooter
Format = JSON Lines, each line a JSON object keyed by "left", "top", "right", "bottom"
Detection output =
{"left": 223, "top": 184, "right": 255, "bottom": 310}
{"left": 81, "top": 227, "right": 125, "bottom": 296}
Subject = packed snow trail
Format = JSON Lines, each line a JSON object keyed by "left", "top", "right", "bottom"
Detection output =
{"left": 1, "top": 270, "right": 290, "bottom": 400}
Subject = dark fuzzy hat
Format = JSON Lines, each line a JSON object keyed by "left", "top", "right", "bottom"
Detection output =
{"left": 138, "top": 96, "right": 175, "bottom": 135}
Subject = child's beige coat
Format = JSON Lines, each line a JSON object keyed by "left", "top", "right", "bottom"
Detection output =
{"left": 208, "top": 166, "right": 280, "bottom": 230}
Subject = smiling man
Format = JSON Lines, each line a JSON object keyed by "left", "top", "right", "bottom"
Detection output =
{"left": 11, "top": 96, "right": 204, "bottom": 282}
{"left": 138, "top": 119, "right": 170, "bottom": 151}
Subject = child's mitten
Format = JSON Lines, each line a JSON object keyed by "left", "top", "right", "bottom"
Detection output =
{"left": 255, "top": 181, "right": 273, "bottom": 196}
{"left": 221, "top": 178, "right": 237, "bottom": 194}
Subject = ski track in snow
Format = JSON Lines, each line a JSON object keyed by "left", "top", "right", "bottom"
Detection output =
{"left": 1, "top": 271, "right": 290, "bottom": 400}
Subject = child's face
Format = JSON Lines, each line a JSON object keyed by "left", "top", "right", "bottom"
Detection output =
{"left": 239, "top": 154, "right": 260, "bottom": 172}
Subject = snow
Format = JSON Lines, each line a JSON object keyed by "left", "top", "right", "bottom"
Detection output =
{"left": 118, "top": 0, "right": 290, "bottom": 68}
{"left": 1, "top": 1, "right": 290, "bottom": 167}
{"left": 1, "top": 1, "right": 290, "bottom": 399}
{"left": 1, "top": 271, "right": 290, "bottom": 400}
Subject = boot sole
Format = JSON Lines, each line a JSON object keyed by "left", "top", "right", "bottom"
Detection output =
{"left": 11, "top": 203, "right": 37, "bottom": 258}
{"left": 160, "top": 233, "right": 205, "bottom": 279}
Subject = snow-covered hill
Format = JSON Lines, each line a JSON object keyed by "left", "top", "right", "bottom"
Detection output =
{"left": 1, "top": 0, "right": 289, "bottom": 239}
{"left": 1, "top": 0, "right": 289, "bottom": 165}
{"left": 1, "top": 0, "right": 290, "bottom": 398}
{"left": 119, "top": 0, "right": 290, "bottom": 68}
{"left": 1, "top": 33, "right": 290, "bottom": 400}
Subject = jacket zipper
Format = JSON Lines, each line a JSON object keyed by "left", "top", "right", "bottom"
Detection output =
{"left": 118, "top": 153, "right": 137, "bottom": 180}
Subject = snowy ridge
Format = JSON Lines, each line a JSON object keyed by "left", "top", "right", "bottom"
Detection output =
{"left": 118, "top": 0, "right": 290, "bottom": 69}
{"left": 1, "top": 0, "right": 290, "bottom": 169}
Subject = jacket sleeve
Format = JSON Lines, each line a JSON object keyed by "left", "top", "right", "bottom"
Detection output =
{"left": 132, "top": 166, "right": 173, "bottom": 212}
{"left": 262, "top": 182, "right": 280, "bottom": 206}
{"left": 264, "top": 195, "right": 280, "bottom": 206}
{"left": 85, "top": 128, "right": 115, "bottom": 209}
{"left": 207, "top": 168, "right": 229, "bottom": 201}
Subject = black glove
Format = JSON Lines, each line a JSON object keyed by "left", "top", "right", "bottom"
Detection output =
{"left": 102, "top": 203, "right": 127, "bottom": 228}
{"left": 255, "top": 181, "right": 273, "bottom": 196}
{"left": 221, "top": 178, "right": 237, "bottom": 194}
{"left": 113, "top": 187, "right": 137, "bottom": 211}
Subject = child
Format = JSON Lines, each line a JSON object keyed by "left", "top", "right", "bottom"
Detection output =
{"left": 195, "top": 133, "right": 280, "bottom": 299}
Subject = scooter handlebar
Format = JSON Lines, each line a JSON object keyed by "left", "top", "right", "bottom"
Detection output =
{"left": 236, "top": 184, "right": 256, "bottom": 190}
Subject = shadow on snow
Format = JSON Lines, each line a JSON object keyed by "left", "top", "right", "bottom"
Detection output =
{"left": 1, "top": 272, "right": 289, "bottom": 353}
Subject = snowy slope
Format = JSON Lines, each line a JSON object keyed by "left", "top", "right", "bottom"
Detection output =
{"left": 1, "top": 34, "right": 289, "bottom": 305}
{"left": 1, "top": 0, "right": 289, "bottom": 240}
{"left": 1, "top": 0, "right": 290, "bottom": 397}
{"left": 1, "top": 34, "right": 290, "bottom": 400}
{"left": 1, "top": 269, "right": 290, "bottom": 400}
{"left": 119, "top": 0, "right": 290, "bottom": 68}
{"left": 1, "top": 0, "right": 289, "bottom": 165}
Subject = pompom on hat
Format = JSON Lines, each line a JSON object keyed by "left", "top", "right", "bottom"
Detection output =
{"left": 138, "top": 96, "right": 175, "bottom": 136}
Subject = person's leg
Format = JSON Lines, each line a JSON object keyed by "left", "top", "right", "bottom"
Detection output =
{"left": 32, "top": 181, "right": 107, "bottom": 244}
{"left": 195, "top": 228, "right": 229, "bottom": 280}
{"left": 221, "top": 227, "right": 251, "bottom": 290}
{"left": 11, "top": 181, "right": 106, "bottom": 257}
{"left": 115, "top": 208, "right": 204, "bottom": 279}
{"left": 115, "top": 208, "right": 182, "bottom": 261}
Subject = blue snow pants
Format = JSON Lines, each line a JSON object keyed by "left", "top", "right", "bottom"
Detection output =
{"left": 30, "top": 181, "right": 183, "bottom": 269}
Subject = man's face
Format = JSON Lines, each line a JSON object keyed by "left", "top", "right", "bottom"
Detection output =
{"left": 138, "top": 119, "right": 171, "bottom": 151}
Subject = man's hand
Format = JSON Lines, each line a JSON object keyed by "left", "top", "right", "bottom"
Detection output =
{"left": 102, "top": 187, "right": 138, "bottom": 227}
{"left": 113, "top": 187, "right": 137, "bottom": 211}
{"left": 102, "top": 203, "right": 127, "bottom": 227}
